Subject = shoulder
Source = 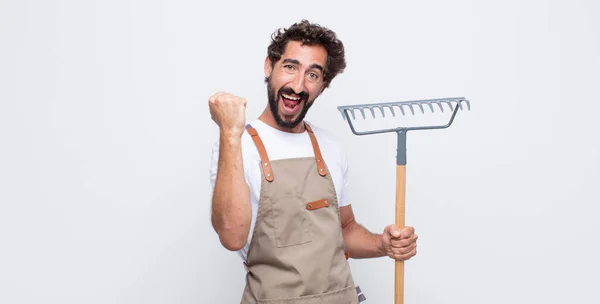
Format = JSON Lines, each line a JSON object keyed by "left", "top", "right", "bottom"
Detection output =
{"left": 304, "top": 120, "right": 349, "bottom": 168}
{"left": 305, "top": 121, "right": 347, "bottom": 152}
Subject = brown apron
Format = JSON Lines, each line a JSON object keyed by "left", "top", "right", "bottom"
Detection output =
{"left": 239, "top": 122, "right": 359, "bottom": 304}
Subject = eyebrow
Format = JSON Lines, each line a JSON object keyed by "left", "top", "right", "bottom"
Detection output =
{"left": 282, "top": 58, "right": 324, "bottom": 72}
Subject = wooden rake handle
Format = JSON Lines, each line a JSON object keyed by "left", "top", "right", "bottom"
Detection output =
{"left": 395, "top": 164, "right": 406, "bottom": 304}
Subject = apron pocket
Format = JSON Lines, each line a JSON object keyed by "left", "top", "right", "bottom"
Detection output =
{"left": 270, "top": 193, "right": 312, "bottom": 248}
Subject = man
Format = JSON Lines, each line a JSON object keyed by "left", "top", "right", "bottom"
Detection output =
{"left": 209, "top": 20, "right": 418, "bottom": 303}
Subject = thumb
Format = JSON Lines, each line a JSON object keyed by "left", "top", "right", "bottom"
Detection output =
{"left": 386, "top": 225, "right": 401, "bottom": 238}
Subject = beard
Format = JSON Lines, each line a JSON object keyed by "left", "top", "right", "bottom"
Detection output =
{"left": 267, "top": 79, "right": 314, "bottom": 129}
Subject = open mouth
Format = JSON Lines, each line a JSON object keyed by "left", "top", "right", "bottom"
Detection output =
{"left": 280, "top": 92, "right": 304, "bottom": 116}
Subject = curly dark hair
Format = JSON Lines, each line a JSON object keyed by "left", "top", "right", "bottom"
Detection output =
{"left": 266, "top": 20, "right": 346, "bottom": 89}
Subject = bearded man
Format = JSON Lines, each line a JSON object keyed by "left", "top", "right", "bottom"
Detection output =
{"left": 208, "top": 19, "right": 418, "bottom": 303}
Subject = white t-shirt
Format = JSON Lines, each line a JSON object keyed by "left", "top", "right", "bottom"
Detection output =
{"left": 209, "top": 119, "right": 352, "bottom": 261}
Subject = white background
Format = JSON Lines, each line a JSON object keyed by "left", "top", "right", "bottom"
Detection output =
{"left": 1, "top": 0, "right": 599, "bottom": 303}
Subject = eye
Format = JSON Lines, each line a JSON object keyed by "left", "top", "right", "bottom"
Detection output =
{"left": 308, "top": 72, "right": 320, "bottom": 81}
{"left": 283, "top": 64, "right": 296, "bottom": 71}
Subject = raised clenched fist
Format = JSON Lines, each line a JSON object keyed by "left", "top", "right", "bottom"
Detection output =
{"left": 208, "top": 92, "right": 247, "bottom": 137}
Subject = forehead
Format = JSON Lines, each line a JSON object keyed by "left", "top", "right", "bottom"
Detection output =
{"left": 280, "top": 41, "right": 327, "bottom": 68}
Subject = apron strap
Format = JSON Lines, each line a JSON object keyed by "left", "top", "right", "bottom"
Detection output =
{"left": 245, "top": 122, "right": 327, "bottom": 181}
{"left": 245, "top": 124, "right": 274, "bottom": 182}
{"left": 304, "top": 123, "right": 327, "bottom": 177}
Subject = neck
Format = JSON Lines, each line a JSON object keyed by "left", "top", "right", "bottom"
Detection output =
{"left": 258, "top": 107, "right": 305, "bottom": 133}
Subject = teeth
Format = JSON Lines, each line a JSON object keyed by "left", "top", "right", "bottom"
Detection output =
{"left": 282, "top": 93, "right": 300, "bottom": 101}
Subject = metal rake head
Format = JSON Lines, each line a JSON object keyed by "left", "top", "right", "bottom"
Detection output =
{"left": 337, "top": 97, "right": 470, "bottom": 136}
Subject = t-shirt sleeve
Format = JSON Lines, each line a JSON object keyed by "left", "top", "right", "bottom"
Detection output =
{"left": 209, "top": 139, "right": 220, "bottom": 191}
{"left": 337, "top": 145, "right": 352, "bottom": 208}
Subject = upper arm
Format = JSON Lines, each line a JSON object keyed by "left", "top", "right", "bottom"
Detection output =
{"left": 339, "top": 204, "right": 355, "bottom": 230}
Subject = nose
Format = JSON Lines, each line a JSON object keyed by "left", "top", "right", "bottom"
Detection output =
{"left": 290, "top": 73, "right": 305, "bottom": 94}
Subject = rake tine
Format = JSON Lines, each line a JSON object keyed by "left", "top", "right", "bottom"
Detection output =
{"left": 407, "top": 104, "right": 415, "bottom": 115}
{"left": 426, "top": 102, "right": 435, "bottom": 113}
{"left": 378, "top": 106, "right": 386, "bottom": 118}
{"left": 458, "top": 99, "right": 470, "bottom": 111}
{"left": 433, "top": 101, "right": 444, "bottom": 112}
{"left": 359, "top": 108, "right": 366, "bottom": 119}
{"left": 445, "top": 100, "right": 454, "bottom": 111}
{"left": 349, "top": 109, "right": 356, "bottom": 120}
{"left": 396, "top": 105, "right": 405, "bottom": 116}
{"left": 369, "top": 107, "right": 376, "bottom": 118}
{"left": 415, "top": 103, "right": 425, "bottom": 114}
{"left": 387, "top": 105, "right": 396, "bottom": 117}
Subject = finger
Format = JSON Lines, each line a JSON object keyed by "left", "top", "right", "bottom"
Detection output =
{"left": 392, "top": 247, "right": 417, "bottom": 260}
{"left": 208, "top": 92, "right": 220, "bottom": 103}
{"left": 394, "top": 253, "right": 416, "bottom": 261}
{"left": 391, "top": 233, "right": 418, "bottom": 247}
{"left": 391, "top": 238, "right": 412, "bottom": 248}
{"left": 209, "top": 91, "right": 225, "bottom": 104}
{"left": 399, "top": 226, "right": 415, "bottom": 239}
{"left": 391, "top": 244, "right": 416, "bottom": 256}
{"left": 393, "top": 241, "right": 417, "bottom": 252}
{"left": 210, "top": 111, "right": 218, "bottom": 123}
{"left": 390, "top": 238, "right": 403, "bottom": 248}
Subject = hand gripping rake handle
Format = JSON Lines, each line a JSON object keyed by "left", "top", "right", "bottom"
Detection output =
{"left": 337, "top": 97, "right": 470, "bottom": 304}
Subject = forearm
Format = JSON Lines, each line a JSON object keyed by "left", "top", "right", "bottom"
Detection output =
{"left": 211, "top": 131, "right": 251, "bottom": 251}
{"left": 342, "top": 220, "right": 385, "bottom": 259}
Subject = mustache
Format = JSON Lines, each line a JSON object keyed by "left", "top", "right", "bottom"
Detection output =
{"left": 279, "top": 87, "right": 309, "bottom": 101}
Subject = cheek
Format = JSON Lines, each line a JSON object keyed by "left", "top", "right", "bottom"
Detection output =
{"left": 270, "top": 75, "right": 289, "bottom": 89}
{"left": 308, "top": 86, "right": 322, "bottom": 97}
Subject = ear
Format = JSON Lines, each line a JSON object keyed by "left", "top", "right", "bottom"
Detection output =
{"left": 264, "top": 56, "right": 273, "bottom": 79}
